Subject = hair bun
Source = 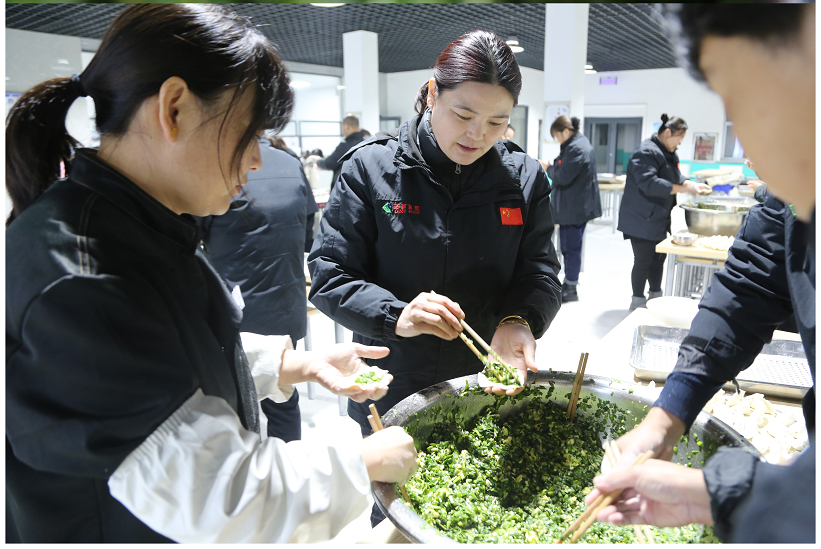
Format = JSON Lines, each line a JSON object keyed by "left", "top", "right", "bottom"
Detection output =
{"left": 570, "top": 116, "right": 580, "bottom": 131}
{"left": 660, "top": 113, "right": 669, "bottom": 124}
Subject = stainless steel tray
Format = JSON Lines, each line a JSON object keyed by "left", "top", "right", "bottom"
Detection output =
{"left": 630, "top": 325, "right": 812, "bottom": 399}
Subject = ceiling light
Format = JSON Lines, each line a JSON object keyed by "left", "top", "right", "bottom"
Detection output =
{"left": 336, "top": 85, "right": 346, "bottom": 90}
{"left": 57, "top": 58, "right": 70, "bottom": 65}
{"left": 510, "top": 45, "right": 524, "bottom": 53}
{"left": 584, "top": 64, "right": 593, "bottom": 70}
{"left": 505, "top": 36, "right": 519, "bottom": 46}
{"left": 585, "top": 69, "right": 597, "bottom": 75}
{"left": 290, "top": 81, "right": 311, "bottom": 89}
{"left": 310, "top": 3, "right": 345, "bottom": 6}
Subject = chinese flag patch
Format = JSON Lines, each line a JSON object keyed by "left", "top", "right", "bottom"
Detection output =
{"left": 500, "top": 207, "right": 523, "bottom": 225}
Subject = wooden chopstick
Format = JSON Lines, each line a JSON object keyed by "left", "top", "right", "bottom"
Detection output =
{"left": 568, "top": 352, "right": 589, "bottom": 421}
{"left": 459, "top": 333, "right": 486, "bottom": 362}
{"left": 606, "top": 441, "right": 655, "bottom": 543}
{"left": 557, "top": 449, "right": 655, "bottom": 543}
{"left": 368, "top": 404, "right": 411, "bottom": 504}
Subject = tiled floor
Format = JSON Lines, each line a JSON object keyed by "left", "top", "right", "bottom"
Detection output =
{"left": 290, "top": 213, "right": 688, "bottom": 541}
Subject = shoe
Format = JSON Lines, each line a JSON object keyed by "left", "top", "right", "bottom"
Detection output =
{"left": 561, "top": 282, "right": 579, "bottom": 303}
{"left": 647, "top": 290, "right": 664, "bottom": 301}
{"left": 629, "top": 295, "right": 647, "bottom": 312}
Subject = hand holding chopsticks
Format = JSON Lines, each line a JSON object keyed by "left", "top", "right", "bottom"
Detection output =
{"left": 368, "top": 403, "right": 412, "bottom": 504}
{"left": 604, "top": 441, "right": 655, "bottom": 544}
{"left": 556, "top": 449, "right": 656, "bottom": 543}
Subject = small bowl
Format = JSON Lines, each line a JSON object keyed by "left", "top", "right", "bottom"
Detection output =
{"left": 672, "top": 231, "right": 698, "bottom": 246}
{"left": 647, "top": 296, "right": 700, "bottom": 328}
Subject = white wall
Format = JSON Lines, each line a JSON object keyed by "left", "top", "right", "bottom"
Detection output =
{"left": 583, "top": 67, "right": 727, "bottom": 162}
{"left": 518, "top": 66, "right": 545, "bottom": 158}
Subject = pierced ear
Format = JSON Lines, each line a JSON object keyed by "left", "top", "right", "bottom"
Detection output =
{"left": 157, "top": 76, "right": 188, "bottom": 142}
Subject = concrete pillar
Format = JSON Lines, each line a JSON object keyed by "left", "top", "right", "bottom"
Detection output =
{"left": 542, "top": 4, "right": 589, "bottom": 161}
{"left": 342, "top": 30, "right": 380, "bottom": 135}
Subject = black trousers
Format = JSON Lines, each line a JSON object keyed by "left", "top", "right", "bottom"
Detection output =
{"left": 629, "top": 237, "right": 666, "bottom": 297}
{"left": 559, "top": 223, "right": 586, "bottom": 283}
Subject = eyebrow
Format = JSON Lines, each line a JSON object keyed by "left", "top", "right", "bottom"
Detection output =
{"left": 453, "top": 104, "right": 510, "bottom": 119}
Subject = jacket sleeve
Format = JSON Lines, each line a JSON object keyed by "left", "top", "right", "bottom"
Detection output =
{"left": 495, "top": 162, "right": 563, "bottom": 337}
{"left": 108, "top": 389, "right": 371, "bottom": 543}
{"left": 630, "top": 149, "right": 675, "bottom": 198}
{"left": 703, "top": 440, "right": 815, "bottom": 543}
{"left": 654, "top": 197, "right": 795, "bottom": 428}
{"left": 308, "top": 154, "right": 408, "bottom": 340}
{"left": 545, "top": 143, "right": 586, "bottom": 188}
{"left": 316, "top": 140, "right": 348, "bottom": 172}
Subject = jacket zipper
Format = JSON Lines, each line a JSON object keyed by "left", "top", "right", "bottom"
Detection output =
{"left": 455, "top": 164, "right": 461, "bottom": 174}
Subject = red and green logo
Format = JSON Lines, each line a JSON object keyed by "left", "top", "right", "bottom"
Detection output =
{"left": 383, "top": 201, "right": 420, "bottom": 215}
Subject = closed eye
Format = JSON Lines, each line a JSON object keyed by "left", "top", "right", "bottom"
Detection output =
{"left": 455, "top": 113, "right": 471, "bottom": 121}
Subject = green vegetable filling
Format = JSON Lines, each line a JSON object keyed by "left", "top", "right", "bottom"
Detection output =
{"left": 481, "top": 355, "right": 521, "bottom": 386}
{"left": 354, "top": 370, "right": 382, "bottom": 385}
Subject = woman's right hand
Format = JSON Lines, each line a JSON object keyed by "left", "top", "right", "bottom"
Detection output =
{"left": 360, "top": 426, "right": 418, "bottom": 484}
{"left": 395, "top": 292, "right": 464, "bottom": 340}
{"left": 681, "top": 181, "right": 711, "bottom": 195}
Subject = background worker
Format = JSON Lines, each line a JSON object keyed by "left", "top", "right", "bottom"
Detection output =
{"left": 310, "top": 115, "right": 367, "bottom": 189}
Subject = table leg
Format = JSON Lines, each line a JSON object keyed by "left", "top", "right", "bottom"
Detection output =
{"left": 334, "top": 322, "right": 348, "bottom": 416}
{"left": 664, "top": 253, "right": 677, "bottom": 296}
{"left": 305, "top": 311, "right": 315, "bottom": 400}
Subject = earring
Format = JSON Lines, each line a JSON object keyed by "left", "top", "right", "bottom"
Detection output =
{"left": 170, "top": 127, "right": 177, "bottom": 138}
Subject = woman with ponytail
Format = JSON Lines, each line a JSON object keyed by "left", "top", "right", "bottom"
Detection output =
{"left": 6, "top": 5, "right": 416, "bottom": 543}
{"left": 544, "top": 115, "right": 602, "bottom": 302}
{"left": 308, "top": 29, "right": 562, "bottom": 526}
{"left": 617, "top": 113, "right": 710, "bottom": 311}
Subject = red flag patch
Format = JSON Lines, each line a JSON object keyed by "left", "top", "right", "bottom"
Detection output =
{"left": 500, "top": 207, "right": 523, "bottom": 225}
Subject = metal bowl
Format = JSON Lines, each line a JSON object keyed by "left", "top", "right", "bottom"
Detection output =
{"left": 672, "top": 230, "right": 698, "bottom": 246}
{"left": 680, "top": 204, "right": 748, "bottom": 236}
{"left": 373, "top": 371, "right": 762, "bottom": 543}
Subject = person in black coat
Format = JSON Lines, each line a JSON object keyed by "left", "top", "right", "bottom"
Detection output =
{"left": 310, "top": 115, "right": 367, "bottom": 189}
{"left": 618, "top": 114, "right": 709, "bottom": 311}
{"left": 197, "top": 135, "right": 319, "bottom": 443}
{"left": 545, "top": 115, "right": 602, "bottom": 303}
{"left": 308, "top": 30, "right": 562, "bottom": 526}
{"left": 591, "top": 4, "right": 815, "bottom": 543}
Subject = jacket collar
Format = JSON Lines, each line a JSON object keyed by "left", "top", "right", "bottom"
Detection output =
{"left": 394, "top": 113, "right": 520, "bottom": 190}
{"left": 68, "top": 149, "right": 201, "bottom": 253}
{"left": 559, "top": 131, "right": 581, "bottom": 153}
{"left": 651, "top": 134, "right": 679, "bottom": 163}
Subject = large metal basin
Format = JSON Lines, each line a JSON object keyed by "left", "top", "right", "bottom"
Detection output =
{"left": 373, "top": 371, "right": 762, "bottom": 543}
{"left": 680, "top": 204, "right": 748, "bottom": 236}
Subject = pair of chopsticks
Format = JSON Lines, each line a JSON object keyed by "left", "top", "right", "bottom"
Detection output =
{"left": 367, "top": 403, "right": 411, "bottom": 504}
{"left": 567, "top": 352, "right": 589, "bottom": 421}
{"left": 428, "top": 291, "right": 514, "bottom": 374}
{"left": 603, "top": 441, "right": 655, "bottom": 544}
{"left": 556, "top": 449, "right": 656, "bottom": 543}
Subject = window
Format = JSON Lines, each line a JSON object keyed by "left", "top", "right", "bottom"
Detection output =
{"left": 722, "top": 119, "right": 745, "bottom": 161}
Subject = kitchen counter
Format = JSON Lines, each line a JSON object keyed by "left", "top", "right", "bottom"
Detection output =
{"left": 655, "top": 235, "right": 728, "bottom": 297}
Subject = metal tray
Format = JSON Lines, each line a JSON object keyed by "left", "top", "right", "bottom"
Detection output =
{"left": 373, "top": 371, "right": 761, "bottom": 543}
{"left": 630, "top": 325, "right": 812, "bottom": 399}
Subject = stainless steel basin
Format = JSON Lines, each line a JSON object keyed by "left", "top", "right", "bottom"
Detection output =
{"left": 373, "top": 371, "right": 762, "bottom": 543}
{"left": 680, "top": 204, "right": 748, "bottom": 236}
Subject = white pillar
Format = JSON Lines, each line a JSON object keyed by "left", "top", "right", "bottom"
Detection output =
{"left": 342, "top": 30, "right": 380, "bottom": 135}
{"left": 542, "top": 4, "right": 589, "bottom": 161}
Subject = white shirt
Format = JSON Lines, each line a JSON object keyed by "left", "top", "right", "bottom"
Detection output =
{"left": 108, "top": 333, "right": 370, "bottom": 543}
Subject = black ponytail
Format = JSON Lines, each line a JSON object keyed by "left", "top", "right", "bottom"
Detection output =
{"left": 5, "top": 78, "right": 84, "bottom": 226}
{"left": 658, "top": 113, "right": 688, "bottom": 136}
{"left": 550, "top": 115, "right": 579, "bottom": 136}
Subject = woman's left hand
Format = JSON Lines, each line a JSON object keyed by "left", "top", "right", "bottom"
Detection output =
{"left": 305, "top": 343, "right": 393, "bottom": 403}
{"left": 486, "top": 323, "right": 537, "bottom": 396}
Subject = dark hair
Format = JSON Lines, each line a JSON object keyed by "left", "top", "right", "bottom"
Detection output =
{"left": 266, "top": 135, "right": 289, "bottom": 152}
{"left": 506, "top": 124, "right": 515, "bottom": 132}
{"left": 414, "top": 30, "right": 521, "bottom": 114}
{"left": 342, "top": 115, "right": 360, "bottom": 129}
{"left": 360, "top": 129, "right": 372, "bottom": 138}
{"left": 661, "top": 4, "right": 809, "bottom": 83}
{"left": 6, "top": 4, "right": 293, "bottom": 225}
{"left": 550, "top": 115, "right": 580, "bottom": 136}
{"left": 658, "top": 113, "right": 688, "bottom": 136}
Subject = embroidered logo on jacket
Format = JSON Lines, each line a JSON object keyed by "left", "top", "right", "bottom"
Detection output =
{"left": 383, "top": 202, "right": 420, "bottom": 215}
{"left": 557, "top": 159, "right": 562, "bottom": 166}
{"left": 500, "top": 207, "right": 523, "bottom": 225}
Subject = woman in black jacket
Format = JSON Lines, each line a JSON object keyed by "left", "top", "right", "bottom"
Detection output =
{"left": 617, "top": 115, "right": 709, "bottom": 310}
{"left": 5, "top": 5, "right": 416, "bottom": 543}
{"left": 545, "top": 115, "right": 602, "bottom": 303}
{"left": 308, "top": 32, "right": 562, "bottom": 514}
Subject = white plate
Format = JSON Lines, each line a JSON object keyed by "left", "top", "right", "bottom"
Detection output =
{"left": 646, "top": 296, "right": 699, "bottom": 328}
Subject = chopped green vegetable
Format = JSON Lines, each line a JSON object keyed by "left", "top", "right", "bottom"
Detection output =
{"left": 481, "top": 354, "right": 521, "bottom": 386}
{"left": 354, "top": 370, "right": 383, "bottom": 385}
{"left": 404, "top": 386, "right": 713, "bottom": 543}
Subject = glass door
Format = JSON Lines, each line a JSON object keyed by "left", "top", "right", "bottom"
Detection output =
{"left": 584, "top": 117, "right": 643, "bottom": 174}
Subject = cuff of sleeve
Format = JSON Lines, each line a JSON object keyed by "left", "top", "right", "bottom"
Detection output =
{"left": 703, "top": 448, "right": 759, "bottom": 542}
{"left": 654, "top": 371, "right": 724, "bottom": 430}
{"left": 240, "top": 333, "right": 295, "bottom": 403}
{"left": 382, "top": 304, "right": 407, "bottom": 341}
